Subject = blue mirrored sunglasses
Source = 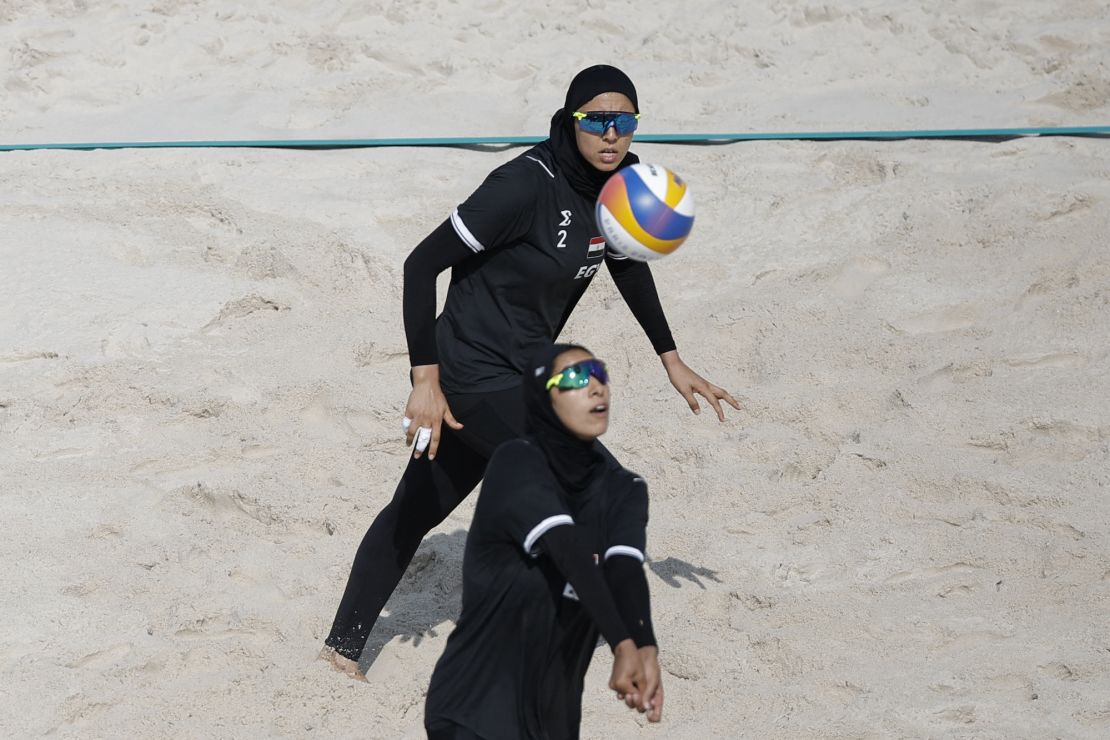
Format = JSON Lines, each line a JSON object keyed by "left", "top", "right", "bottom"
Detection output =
{"left": 545, "top": 359, "right": 610, "bottom": 391}
{"left": 572, "top": 111, "right": 640, "bottom": 136}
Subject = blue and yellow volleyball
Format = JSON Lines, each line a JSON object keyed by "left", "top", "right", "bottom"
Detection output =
{"left": 596, "top": 163, "right": 695, "bottom": 262}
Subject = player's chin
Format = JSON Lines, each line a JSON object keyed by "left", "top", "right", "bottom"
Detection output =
{"left": 573, "top": 415, "right": 608, "bottom": 439}
{"left": 587, "top": 416, "right": 609, "bottom": 437}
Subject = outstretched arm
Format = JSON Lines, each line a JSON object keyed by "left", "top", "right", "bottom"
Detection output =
{"left": 540, "top": 526, "right": 649, "bottom": 712}
{"left": 605, "top": 555, "right": 663, "bottom": 721}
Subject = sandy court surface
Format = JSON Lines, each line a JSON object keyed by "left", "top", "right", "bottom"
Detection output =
{"left": 2, "top": 2, "right": 1109, "bottom": 738}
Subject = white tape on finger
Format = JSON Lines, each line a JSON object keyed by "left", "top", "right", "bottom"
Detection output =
{"left": 415, "top": 426, "right": 432, "bottom": 453}
{"left": 402, "top": 416, "right": 413, "bottom": 434}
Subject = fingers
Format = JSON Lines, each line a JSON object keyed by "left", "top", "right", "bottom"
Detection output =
{"left": 610, "top": 675, "right": 638, "bottom": 706}
{"left": 680, "top": 388, "right": 701, "bottom": 415}
{"left": 428, "top": 423, "right": 442, "bottom": 459}
{"left": 443, "top": 408, "right": 464, "bottom": 431}
{"left": 640, "top": 670, "right": 659, "bottom": 714}
{"left": 670, "top": 363, "right": 740, "bottom": 419}
{"left": 425, "top": 403, "right": 466, "bottom": 459}
{"left": 609, "top": 652, "right": 645, "bottom": 710}
{"left": 405, "top": 399, "right": 464, "bottom": 460}
{"left": 692, "top": 382, "right": 741, "bottom": 421}
{"left": 646, "top": 682, "right": 664, "bottom": 722}
{"left": 413, "top": 425, "right": 434, "bottom": 459}
{"left": 698, "top": 383, "right": 726, "bottom": 421}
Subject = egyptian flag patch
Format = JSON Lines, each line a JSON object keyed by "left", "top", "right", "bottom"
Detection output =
{"left": 587, "top": 236, "right": 606, "bottom": 260}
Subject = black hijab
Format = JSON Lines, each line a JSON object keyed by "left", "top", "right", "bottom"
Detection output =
{"left": 541, "top": 64, "right": 641, "bottom": 200}
{"left": 524, "top": 343, "right": 606, "bottom": 495}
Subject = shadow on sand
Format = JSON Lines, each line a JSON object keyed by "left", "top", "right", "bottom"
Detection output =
{"left": 357, "top": 529, "right": 467, "bottom": 673}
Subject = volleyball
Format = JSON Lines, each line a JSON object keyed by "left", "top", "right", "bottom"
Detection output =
{"left": 595, "top": 163, "right": 695, "bottom": 262}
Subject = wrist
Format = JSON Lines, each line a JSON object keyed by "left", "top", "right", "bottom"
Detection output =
{"left": 659, "top": 350, "right": 682, "bottom": 370}
{"left": 613, "top": 638, "right": 637, "bottom": 655}
{"left": 411, "top": 364, "right": 440, "bottom": 385}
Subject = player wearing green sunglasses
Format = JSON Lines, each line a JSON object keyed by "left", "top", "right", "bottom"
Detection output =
{"left": 545, "top": 358, "right": 610, "bottom": 390}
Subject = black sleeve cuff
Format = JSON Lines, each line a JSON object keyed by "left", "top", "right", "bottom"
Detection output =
{"left": 604, "top": 554, "right": 657, "bottom": 648}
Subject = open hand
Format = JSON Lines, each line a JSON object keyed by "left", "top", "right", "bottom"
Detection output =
{"left": 660, "top": 350, "right": 740, "bottom": 421}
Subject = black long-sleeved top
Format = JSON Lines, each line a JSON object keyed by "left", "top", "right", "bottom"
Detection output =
{"left": 402, "top": 146, "right": 675, "bottom": 393}
{"left": 425, "top": 438, "right": 655, "bottom": 740}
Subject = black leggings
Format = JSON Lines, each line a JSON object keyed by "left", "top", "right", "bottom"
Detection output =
{"left": 325, "top": 386, "right": 525, "bottom": 661}
{"left": 425, "top": 719, "right": 487, "bottom": 740}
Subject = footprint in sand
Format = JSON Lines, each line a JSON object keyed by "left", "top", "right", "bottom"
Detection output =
{"left": 50, "top": 698, "right": 114, "bottom": 731}
{"left": 1040, "top": 662, "right": 1079, "bottom": 681}
{"left": 180, "top": 203, "right": 242, "bottom": 236}
{"left": 933, "top": 705, "right": 977, "bottom": 725}
{"left": 929, "top": 627, "right": 1013, "bottom": 654}
{"left": 1000, "top": 352, "right": 1089, "bottom": 371}
{"left": 920, "top": 352, "right": 1090, "bottom": 389}
{"left": 918, "top": 360, "right": 994, "bottom": 389}
{"left": 1036, "top": 73, "right": 1110, "bottom": 112}
{"left": 1014, "top": 273, "right": 1080, "bottom": 311}
{"left": 889, "top": 304, "right": 979, "bottom": 334}
{"left": 240, "top": 444, "right": 281, "bottom": 460}
{"left": 1018, "top": 418, "right": 1107, "bottom": 463}
{"left": 130, "top": 456, "right": 217, "bottom": 488}
{"left": 66, "top": 642, "right": 132, "bottom": 670}
{"left": 31, "top": 447, "right": 91, "bottom": 460}
{"left": 202, "top": 294, "right": 289, "bottom": 334}
{"left": 173, "top": 612, "right": 284, "bottom": 642}
{"left": 1035, "top": 192, "right": 1092, "bottom": 221}
{"left": 884, "top": 562, "right": 979, "bottom": 585}
{"left": 830, "top": 256, "right": 890, "bottom": 299}
{"left": 167, "top": 482, "right": 281, "bottom": 527}
{"left": 0, "top": 350, "right": 59, "bottom": 364}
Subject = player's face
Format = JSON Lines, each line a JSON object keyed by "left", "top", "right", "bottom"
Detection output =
{"left": 549, "top": 349, "right": 611, "bottom": 441}
{"left": 573, "top": 92, "right": 636, "bottom": 173}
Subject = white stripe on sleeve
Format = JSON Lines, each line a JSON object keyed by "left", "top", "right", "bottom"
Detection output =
{"left": 450, "top": 208, "right": 485, "bottom": 253}
{"left": 522, "top": 514, "right": 574, "bottom": 557}
{"left": 604, "top": 545, "right": 645, "bottom": 563}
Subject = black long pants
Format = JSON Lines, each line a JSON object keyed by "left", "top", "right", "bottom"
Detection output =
{"left": 324, "top": 386, "right": 525, "bottom": 661}
{"left": 425, "top": 719, "right": 487, "bottom": 740}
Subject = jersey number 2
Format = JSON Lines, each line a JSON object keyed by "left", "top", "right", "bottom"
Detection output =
{"left": 556, "top": 230, "right": 567, "bottom": 249}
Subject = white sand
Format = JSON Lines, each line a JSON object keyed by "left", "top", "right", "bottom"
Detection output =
{"left": 2, "top": 2, "right": 1109, "bottom": 738}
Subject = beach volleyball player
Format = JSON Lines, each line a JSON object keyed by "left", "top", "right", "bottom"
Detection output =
{"left": 424, "top": 344, "right": 662, "bottom": 739}
{"left": 321, "top": 65, "right": 739, "bottom": 678}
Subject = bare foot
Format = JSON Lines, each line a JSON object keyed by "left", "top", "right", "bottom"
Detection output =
{"left": 318, "top": 646, "right": 368, "bottom": 683}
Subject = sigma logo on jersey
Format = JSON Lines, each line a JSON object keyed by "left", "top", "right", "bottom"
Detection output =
{"left": 587, "top": 237, "right": 606, "bottom": 260}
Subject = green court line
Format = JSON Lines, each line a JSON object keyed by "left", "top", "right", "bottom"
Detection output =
{"left": 2, "top": 125, "right": 1108, "bottom": 151}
